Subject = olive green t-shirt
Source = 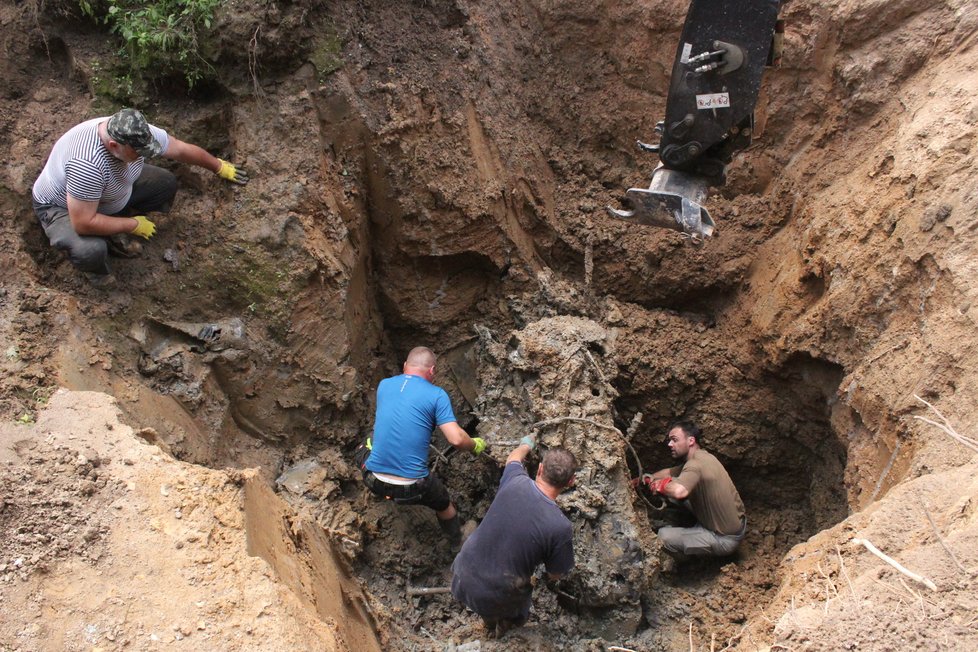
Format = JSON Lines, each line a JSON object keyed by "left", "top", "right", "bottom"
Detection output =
{"left": 671, "top": 450, "right": 745, "bottom": 535}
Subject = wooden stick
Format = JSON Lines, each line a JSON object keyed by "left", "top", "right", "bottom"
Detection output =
{"left": 688, "top": 622, "right": 694, "bottom": 652}
{"left": 913, "top": 416, "right": 978, "bottom": 453}
{"left": 852, "top": 537, "right": 937, "bottom": 591}
{"left": 917, "top": 490, "right": 970, "bottom": 576}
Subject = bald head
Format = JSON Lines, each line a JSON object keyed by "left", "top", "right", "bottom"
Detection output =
{"left": 403, "top": 347, "right": 437, "bottom": 380}
{"left": 405, "top": 347, "right": 436, "bottom": 368}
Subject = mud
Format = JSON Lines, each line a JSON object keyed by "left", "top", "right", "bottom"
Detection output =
{"left": 2, "top": 0, "right": 978, "bottom": 650}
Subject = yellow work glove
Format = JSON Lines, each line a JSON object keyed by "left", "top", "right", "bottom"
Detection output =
{"left": 216, "top": 159, "right": 250, "bottom": 185}
{"left": 471, "top": 437, "right": 487, "bottom": 456}
{"left": 130, "top": 215, "right": 156, "bottom": 240}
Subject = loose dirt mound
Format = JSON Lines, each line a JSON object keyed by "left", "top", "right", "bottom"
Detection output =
{"left": 0, "top": 390, "right": 377, "bottom": 651}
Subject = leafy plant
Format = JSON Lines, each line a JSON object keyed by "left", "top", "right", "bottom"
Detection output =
{"left": 81, "top": 0, "right": 222, "bottom": 88}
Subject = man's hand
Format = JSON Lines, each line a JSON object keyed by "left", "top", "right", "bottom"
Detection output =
{"left": 130, "top": 215, "right": 156, "bottom": 240}
{"left": 471, "top": 437, "right": 487, "bottom": 455}
{"left": 630, "top": 473, "right": 653, "bottom": 490}
{"left": 648, "top": 476, "right": 672, "bottom": 494}
{"left": 216, "top": 159, "right": 250, "bottom": 185}
{"left": 519, "top": 435, "right": 535, "bottom": 451}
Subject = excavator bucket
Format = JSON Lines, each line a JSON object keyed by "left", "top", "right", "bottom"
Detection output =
{"left": 606, "top": 166, "right": 715, "bottom": 242}
{"left": 606, "top": 0, "right": 781, "bottom": 242}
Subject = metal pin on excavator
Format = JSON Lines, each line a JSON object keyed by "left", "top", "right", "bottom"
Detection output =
{"left": 607, "top": 0, "right": 784, "bottom": 242}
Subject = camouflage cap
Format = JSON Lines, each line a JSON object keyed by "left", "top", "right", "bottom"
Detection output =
{"left": 106, "top": 108, "right": 164, "bottom": 158}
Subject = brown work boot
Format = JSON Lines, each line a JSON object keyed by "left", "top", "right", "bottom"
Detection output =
{"left": 84, "top": 272, "right": 118, "bottom": 289}
{"left": 107, "top": 234, "right": 143, "bottom": 258}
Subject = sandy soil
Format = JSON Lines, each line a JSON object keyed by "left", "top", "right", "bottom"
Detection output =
{"left": 1, "top": 0, "right": 978, "bottom": 650}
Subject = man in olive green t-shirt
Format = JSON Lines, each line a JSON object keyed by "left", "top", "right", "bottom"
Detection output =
{"left": 638, "top": 421, "right": 746, "bottom": 559}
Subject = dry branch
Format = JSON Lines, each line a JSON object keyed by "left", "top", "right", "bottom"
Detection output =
{"left": 836, "top": 545, "right": 855, "bottom": 597}
{"left": 717, "top": 623, "right": 750, "bottom": 652}
{"left": 917, "top": 490, "right": 970, "bottom": 576}
{"left": 912, "top": 395, "right": 978, "bottom": 453}
{"left": 852, "top": 537, "right": 937, "bottom": 591}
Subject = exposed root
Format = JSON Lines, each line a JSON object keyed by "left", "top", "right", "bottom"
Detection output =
{"left": 917, "top": 490, "right": 971, "bottom": 576}
{"left": 851, "top": 537, "right": 937, "bottom": 591}
{"left": 835, "top": 545, "right": 855, "bottom": 597}
{"left": 912, "top": 395, "right": 978, "bottom": 454}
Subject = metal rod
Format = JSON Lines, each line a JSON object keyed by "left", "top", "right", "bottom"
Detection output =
{"left": 407, "top": 586, "right": 452, "bottom": 596}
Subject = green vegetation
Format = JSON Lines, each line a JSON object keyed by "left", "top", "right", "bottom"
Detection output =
{"left": 310, "top": 26, "right": 343, "bottom": 81}
{"left": 88, "top": 58, "right": 141, "bottom": 107}
{"left": 80, "top": 0, "right": 222, "bottom": 88}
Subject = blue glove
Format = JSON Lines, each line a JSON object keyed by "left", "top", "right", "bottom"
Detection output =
{"left": 519, "top": 435, "right": 536, "bottom": 451}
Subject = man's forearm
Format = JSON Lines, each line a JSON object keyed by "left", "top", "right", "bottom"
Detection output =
{"left": 71, "top": 211, "right": 137, "bottom": 236}
{"left": 167, "top": 141, "right": 221, "bottom": 173}
{"left": 506, "top": 443, "right": 531, "bottom": 465}
{"left": 441, "top": 422, "right": 472, "bottom": 449}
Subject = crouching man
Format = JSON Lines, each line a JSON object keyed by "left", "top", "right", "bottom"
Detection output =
{"left": 451, "top": 436, "right": 576, "bottom": 639}
{"left": 31, "top": 108, "right": 248, "bottom": 278}
{"left": 637, "top": 421, "right": 746, "bottom": 561}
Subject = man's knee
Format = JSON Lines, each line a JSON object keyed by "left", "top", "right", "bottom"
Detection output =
{"left": 656, "top": 526, "right": 685, "bottom": 554}
{"left": 712, "top": 535, "right": 742, "bottom": 557}
{"left": 156, "top": 168, "right": 178, "bottom": 204}
{"left": 67, "top": 238, "right": 109, "bottom": 274}
{"left": 47, "top": 226, "right": 109, "bottom": 274}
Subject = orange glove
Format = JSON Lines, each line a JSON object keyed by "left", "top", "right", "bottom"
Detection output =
{"left": 648, "top": 476, "right": 672, "bottom": 495}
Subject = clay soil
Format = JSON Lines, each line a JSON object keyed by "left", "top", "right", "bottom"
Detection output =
{"left": 2, "top": 0, "right": 978, "bottom": 650}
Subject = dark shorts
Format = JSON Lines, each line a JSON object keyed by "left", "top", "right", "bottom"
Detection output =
{"left": 362, "top": 471, "right": 451, "bottom": 512}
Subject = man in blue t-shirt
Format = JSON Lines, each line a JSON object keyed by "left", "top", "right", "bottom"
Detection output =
{"left": 360, "top": 346, "right": 486, "bottom": 545}
{"left": 451, "top": 437, "right": 576, "bottom": 639}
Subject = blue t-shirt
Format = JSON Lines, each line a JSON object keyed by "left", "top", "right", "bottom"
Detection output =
{"left": 451, "top": 462, "right": 574, "bottom": 620}
{"left": 365, "top": 374, "right": 456, "bottom": 478}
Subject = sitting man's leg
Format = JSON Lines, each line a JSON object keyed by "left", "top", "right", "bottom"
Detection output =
{"left": 658, "top": 524, "right": 729, "bottom": 558}
{"left": 410, "top": 475, "right": 461, "bottom": 545}
{"left": 34, "top": 202, "right": 110, "bottom": 275}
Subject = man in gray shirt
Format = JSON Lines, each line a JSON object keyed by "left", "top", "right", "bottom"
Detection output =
{"left": 32, "top": 108, "right": 248, "bottom": 277}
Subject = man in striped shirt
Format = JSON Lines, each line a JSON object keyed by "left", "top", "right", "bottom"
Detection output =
{"left": 32, "top": 108, "right": 248, "bottom": 277}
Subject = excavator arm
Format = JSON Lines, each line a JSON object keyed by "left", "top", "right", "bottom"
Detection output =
{"left": 607, "top": 0, "right": 783, "bottom": 241}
